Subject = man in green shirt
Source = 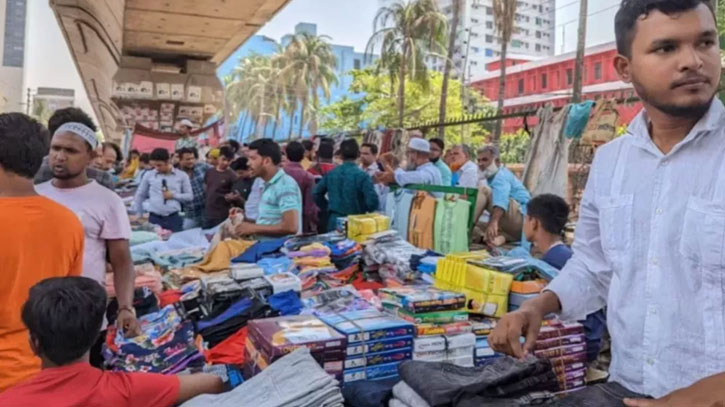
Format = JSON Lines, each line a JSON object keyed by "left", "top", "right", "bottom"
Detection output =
{"left": 314, "top": 139, "right": 379, "bottom": 232}
{"left": 429, "top": 138, "right": 452, "bottom": 186}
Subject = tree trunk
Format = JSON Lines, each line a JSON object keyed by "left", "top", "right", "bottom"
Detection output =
{"left": 397, "top": 42, "right": 408, "bottom": 128}
{"left": 439, "top": 0, "right": 461, "bottom": 139}
{"left": 571, "top": 0, "right": 588, "bottom": 104}
{"left": 492, "top": 39, "right": 509, "bottom": 144}
{"left": 288, "top": 111, "right": 295, "bottom": 141}
{"left": 238, "top": 111, "right": 248, "bottom": 141}
{"left": 298, "top": 94, "right": 308, "bottom": 139}
{"left": 255, "top": 93, "right": 266, "bottom": 139}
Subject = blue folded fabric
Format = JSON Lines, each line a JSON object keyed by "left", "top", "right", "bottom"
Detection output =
{"left": 196, "top": 298, "right": 253, "bottom": 331}
{"left": 256, "top": 257, "right": 295, "bottom": 275}
{"left": 268, "top": 290, "right": 303, "bottom": 316}
{"left": 231, "top": 237, "right": 287, "bottom": 263}
{"left": 565, "top": 100, "right": 595, "bottom": 139}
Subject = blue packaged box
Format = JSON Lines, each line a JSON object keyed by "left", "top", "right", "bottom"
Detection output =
{"left": 346, "top": 336, "right": 413, "bottom": 357}
{"left": 319, "top": 309, "right": 415, "bottom": 344}
{"left": 344, "top": 348, "right": 413, "bottom": 369}
{"left": 343, "top": 361, "right": 401, "bottom": 383}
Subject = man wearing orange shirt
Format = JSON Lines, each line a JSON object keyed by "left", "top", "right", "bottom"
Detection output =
{"left": 0, "top": 113, "right": 84, "bottom": 392}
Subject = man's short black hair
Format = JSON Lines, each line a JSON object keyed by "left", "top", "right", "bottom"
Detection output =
{"left": 178, "top": 147, "right": 198, "bottom": 160}
{"left": 139, "top": 153, "right": 150, "bottom": 164}
{"left": 286, "top": 141, "right": 305, "bottom": 162}
{"left": 47, "top": 107, "right": 98, "bottom": 136}
{"left": 22, "top": 277, "right": 107, "bottom": 366}
{"left": 228, "top": 140, "right": 241, "bottom": 153}
{"left": 302, "top": 140, "right": 314, "bottom": 152}
{"left": 150, "top": 148, "right": 170, "bottom": 162}
{"left": 361, "top": 143, "right": 378, "bottom": 156}
{"left": 429, "top": 138, "right": 445, "bottom": 151}
{"left": 0, "top": 113, "right": 50, "bottom": 178}
{"left": 230, "top": 157, "right": 249, "bottom": 171}
{"left": 103, "top": 142, "right": 123, "bottom": 163}
{"left": 219, "top": 146, "right": 235, "bottom": 160}
{"left": 249, "top": 139, "right": 282, "bottom": 165}
{"left": 130, "top": 149, "right": 140, "bottom": 156}
{"left": 615, "top": 0, "right": 715, "bottom": 58}
{"left": 340, "top": 139, "right": 360, "bottom": 161}
{"left": 318, "top": 141, "right": 334, "bottom": 160}
{"left": 526, "top": 194, "right": 570, "bottom": 236}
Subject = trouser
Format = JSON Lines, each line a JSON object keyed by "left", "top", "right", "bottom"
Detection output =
{"left": 550, "top": 382, "right": 649, "bottom": 406}
{"left": 149, "top": 212, "right": 183, "bottom": 232}
{"left": 474, "top": 186, "right": 524, "bottom": 243}
{"left": 581, "top": 309, "right": 607, "bottom": 362}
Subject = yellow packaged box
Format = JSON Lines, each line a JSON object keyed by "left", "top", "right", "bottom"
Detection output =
{"left": 347, "top": 214, "right": 390, "bottom": 242}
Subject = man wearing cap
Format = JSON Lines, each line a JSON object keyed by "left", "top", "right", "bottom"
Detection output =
{"left": 175, "top": 119, "right": 197, "bottom": 151}
{"left": 377, "top": 138, "right": 442, "bottom": 187}
{"left": 35, "top": 109, "right": 140, "bottom": 352}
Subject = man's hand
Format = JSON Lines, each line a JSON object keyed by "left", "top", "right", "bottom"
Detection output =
{"left": 624, "top": 374, "right": 725, "bottom": 407}
{"left": 162, "top": 190, "right": 174, "bottom": 200}
{"left": 485, "top": 219, "right": 500, "bottom": 243}
{"left": 375, "top": 171, "right": 395, "bottom": 186}
{"left": 117, "top": 309, "right": 141, "bottom": 337}
{"left": 234, "top": 221, "right": 257, "bottom": 237}
{"left": 225, "top": 191, "right": 240, "bottom": 203}
{"left": 488, "top": 307, "right": 543, "bottom": 359}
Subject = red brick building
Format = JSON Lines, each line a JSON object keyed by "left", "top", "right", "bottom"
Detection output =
{"left": 471, "top": 42, "right": 643, "bottom": 134}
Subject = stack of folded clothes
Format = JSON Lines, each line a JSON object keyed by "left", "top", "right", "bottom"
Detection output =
{"left": 390, "top": 356, "right": 560, "bottom": 407}
{"left": 106, "top": 262, "right": 163, "bottom": 297}
{"left": 181, "top": 347, "right": 344, "bottom": 407}
{"left": 412, "top": 333, "right": 476, "bottom": 367}
{"left": 535, "top": 322, "right": 588, "bottom": 393}
{"left": 103, "top": 305, "right": 204, "bottom": 374}
{"left": 196, "top": 294, "right": 274, "bottom": 348}
{"left": 317, "top": 308, "right": 414, "bottom": 385}
{"left": 246, "top": 315, "right": 347, "bottom": 380}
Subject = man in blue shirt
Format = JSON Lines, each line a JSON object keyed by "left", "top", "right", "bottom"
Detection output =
{"left": 429, "top": 138, "right": 452, "bottom": 186}
{"left": 474, "top": 145, "right": 531, "bottom": 245}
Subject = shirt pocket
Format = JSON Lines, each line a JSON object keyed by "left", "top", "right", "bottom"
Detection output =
{"left": 679, "top": 197, "right": 725, "bottom": 269}
{"left": 598, "top": 194, "right": 634, "bottom": 268}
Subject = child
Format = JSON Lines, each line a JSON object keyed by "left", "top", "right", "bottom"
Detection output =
{"left": 0, "top": 277, "right": 222, "bottom": 407}
{"left": 204, "top": 146, "right": 237, "bottom": 229}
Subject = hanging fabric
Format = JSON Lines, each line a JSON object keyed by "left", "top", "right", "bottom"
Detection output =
{"left": 434, "top": 194, "right": 471, "bottom": 254}
{"left": 564, "top": 100, "right": 595, "bottom": 139}
{"left": 581, "top": 98, "right": 620, "bottom": 146}
{"left": 522, "top": 104, "right": 572, "bottom": 199}
{"left": 407, "top": 191, "right": 437, "bottom": 250}
{"left": 385, "top": 189, "right": 414, "bottom": 240}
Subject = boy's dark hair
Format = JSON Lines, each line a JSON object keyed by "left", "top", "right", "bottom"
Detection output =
{"left": 429, "top": 138, "right": 445, "bottom": 151}
{"left": 47, "top": 107, "right": 98, "bottom": 136}
{"left": 130, "top": 149, "right": 140, "bottom": 156}
{"left": 286, "top": 141, "right": 305, "bottom": 162}
{"left": 249, "top": 139, "right": 281, "bottom": 165}
{"left": 340, "top": 139, "right": 360, "bottom": 160}
{"left": 150, "top": 148, "right": 170, "bottom": 162}
{"left": 301, "top": 140, "right": 314, "bottom": 152}
{"left": 230, "top": 157, "right": 249, "bottom": 171}
{"left": 361, "top": 143, "right": 378, "bottom": 156}
{"left": 228, "top": 140, "right": 241, "bottom": 153}
{"left": 22, "top": 277, "right": 107, "bottom": 366}
{"left": 178, "top": 147, "right": 198, "bottom": 160}
{"left": 526, "top": 194, "right": 570, "bottom": 236}
{"left": 139, "top": 153, "right": 150, "bottom": 164}
{"left": 103, "top": 142, "right": 123, "bottom": 163}
{"left": 0, "top": 113, "right": 50, "bottom": 178}
{"left": 318, "top": 141, "right": 334, "bottom": 160}
{"left": 615, "top": 0, "right": 714, "bottom": 58}
{"left": 219, "top": 146, "right": 235, "bottom": 160}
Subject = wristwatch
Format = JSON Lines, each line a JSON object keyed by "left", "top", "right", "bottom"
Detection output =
{"left": 118, "top": 306, "right": 137, "bottom": 317}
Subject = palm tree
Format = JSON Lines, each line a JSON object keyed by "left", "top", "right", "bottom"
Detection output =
{"left": 492, "top": 0, "right": 518, "bottom": 144}
{"left": 439, "top": 0, "right": 461, "bottom": 138}
{"left": 367, "top": 0, "right": 448, "bottom": 128}
{"left": 280, "top": 33, "right": 338, "bottom": 138}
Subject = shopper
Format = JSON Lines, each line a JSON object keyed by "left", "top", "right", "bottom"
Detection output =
{"left": 308, "top": 140, "right": 336, "bottom": 178}
{"left": 233, "top": 139, "right": 302, "bottom": 239}
{"left": 204, "top": 146, "right": 237, "bottom": 229}
{"left": 429, "top": 138, "right": 452, "bottom": 186}
{"left": 301, "top": 139, "right": 314, "bottom": 170}
{"left": 490, "top": 1, "right": 725, "bottom": 405}
{"left": 175, "top": 119, "right": 197, "bottom": 151}
{"left": 314, "top": 139, "right": 379, "bottom": 232}
{"left": 0, "top": 113, "right": 84, "bottom": 392}
{"left": 377, "top": 138, "right": 442, "bottom": 187}
{"left": 227, "top": 157, "right": 254, "bottom": 208}
{"left": 177, "top": 147, "right": 208, "bottom": 230}
{"left": 35, "top": 109, "right": 140, "bottom": 348}
{"left": 284, "top": 141, "right": 318, "bottom": 233}
{"left": 0, "top": 277, "right": 223, "bottom": 406}
{"left": 449, "top": 144, "right": 478, "bottom": 188}
{"left": 133, "top": 148, "right": 193, "bottom": 232}
{"left": 360, "top": 142, "right": 387, "bottom": 211}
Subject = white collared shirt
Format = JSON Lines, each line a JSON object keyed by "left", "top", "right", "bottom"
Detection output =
{"left": 547, "top": 99, "right": 725, "bottom": 397}
{"left": 456, "top": 160, "right": 479, "bottom": 188}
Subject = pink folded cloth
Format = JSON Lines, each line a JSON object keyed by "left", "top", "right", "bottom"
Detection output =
{"left": 105, "top": 263, "right": 163, "bottom": 297}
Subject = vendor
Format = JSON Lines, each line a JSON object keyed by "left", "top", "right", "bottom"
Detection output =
{"left": 474, "top": 145, "right": 531, "bottom": 245}
{"left": 233, "top": 139, "right": 302, "bottom": 239}
{"left": 376, "top": 138, "right": 442, "bottom": 187}
{"left": 489, "top": 1, "right": 725, "bottom": 405}
{"left": 174, "top": 119, "right": 197, "bottom": 151}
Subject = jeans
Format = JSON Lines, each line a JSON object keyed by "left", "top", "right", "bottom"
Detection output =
{"left": 549, "top": 382, "right": 648, "bottom": 406}
{"left": 149, "top": 212, "right": 183, "bottom": 232}
{"left": 342, "top": 378, "right": 397, "bottom": 407}
{"left": 581, "top": 309, "right": 607, "bottom": 362}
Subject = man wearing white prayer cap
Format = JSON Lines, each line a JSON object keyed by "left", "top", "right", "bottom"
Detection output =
{"left": 175, "top": 119, "right": 198, "bottom": 151}
{"left": 376, "top": 138, "right": 442, "bottom": 187}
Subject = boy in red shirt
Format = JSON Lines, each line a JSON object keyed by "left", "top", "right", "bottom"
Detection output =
{"left": 0, "top": 277, "right": 223, "bottom": 406}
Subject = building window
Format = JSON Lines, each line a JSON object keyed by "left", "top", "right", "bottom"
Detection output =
{"left": 535, "top": 44, "right": 541, "bottom": 52}
{"left": 595, "top": 62, "right": 602, "bottom": 80}
{"left": 535, "top": 17, "right": 542, "bottom": 26}
{"left": 518, "top": 78, "right": 524, "bottom": 95}
{"left": 566, "top": 69, "right": 573, "bottom": 85}
{"left": 512, "top": 40, "right": 522, "bottom": 48}
{"left": 486, "top": 6, "right": 493, "bottom": 15}
{"left": 486, "top": 34, "right": 494, "bottom": 43}
{"left": 541, "top": 73, "right": 548, "bottom": 89}
{"left": 486, "top": 21, "right": 493, "bottom": 29}
{"left": 536, "top": 31, "right": 541, "bottom": 39}
{"left": 354, "top": 59, "right": 361, "bottom": 70}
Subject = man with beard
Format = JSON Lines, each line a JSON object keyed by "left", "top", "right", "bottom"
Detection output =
{"left": 473, "top": 145, "right": 531, "bottom": 245}
{"left": 177, "top": 147, "right": 208, "bottom": 230}
{"left": 377, "top": 138, "right": 442, "bottom": 187}
{"left": 35, "top": 109, "right": 140, "bottom": 365}
{"left": 429, "top": 137, "right": 452, "bottom": 186}
{"left": 489, "top": 1, "right": 725, "bottom": 406}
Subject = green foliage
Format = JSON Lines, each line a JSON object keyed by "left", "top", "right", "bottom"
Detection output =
{"left": 499, "top": 129, "right": 531, "bottom": 164}
{"left": 318, "top": 96, "right": 365, "bottom": 133}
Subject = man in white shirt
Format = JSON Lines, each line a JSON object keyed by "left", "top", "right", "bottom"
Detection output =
{"left": 377, "top": 138, "right": 442, "bottom": 187}
{"left": 489, "top": 1, "right": 725, "bottom": 406}
{"left": 449, "top": 144, "right": 478, "bottom": 188}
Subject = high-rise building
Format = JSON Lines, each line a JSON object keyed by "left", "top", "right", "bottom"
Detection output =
{"left": 0, "top": 0, "right": 27, "bottom": 112}
{"left": 33, "top": 87, "right": 75, "bottom": 113}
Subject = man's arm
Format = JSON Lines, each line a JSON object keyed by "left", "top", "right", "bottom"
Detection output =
{"left": 236, "top": 210, "right": 299, "bottom": 237}
{"left": 108, "top": 239, "right": 141, "bottom": 336}
{"left": 394, "top": 168, "right": 427, "bottom": 186}
{"left": 174, "top": 173, "right": 194, "bottom": 203}
{"left": 133, "top": 174, "right": 151, "bottom": 216}
{"left": 176, "top": 374, "right": 224, "bottom": 404}
{"left": 361, "top": 174, "right": 380, "bottom": 212}
{"left": 458, "top": 164, "right": 478, "bottom": 188}
{"left": 313, "top": 176, "right": 328, "bottom": 209}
